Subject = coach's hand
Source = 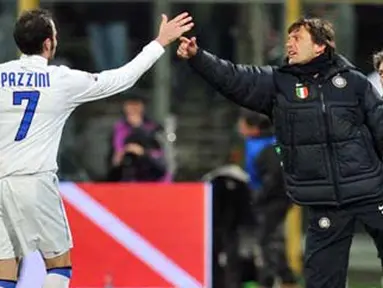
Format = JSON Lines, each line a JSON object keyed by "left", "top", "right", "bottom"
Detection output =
{"left": 155, "top": 12, "right": 194, "bottom": 47}
{"left": 177, "top": 36, "right": 198, "bottom": 59}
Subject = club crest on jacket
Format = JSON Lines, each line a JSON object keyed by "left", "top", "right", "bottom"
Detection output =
{"left": 332, "top": 75, "right": 347, "bottom": 88}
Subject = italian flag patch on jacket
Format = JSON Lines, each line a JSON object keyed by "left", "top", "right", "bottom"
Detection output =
{"left": 295, "top": 83, "right": 309, "bottom": 99}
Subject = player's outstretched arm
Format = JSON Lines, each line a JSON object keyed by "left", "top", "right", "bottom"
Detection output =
{"left": 66, "top": 12, "right": 194, "bottom": 105}
{"left": 177, "top": 36, "right": 276, "bottom": 115}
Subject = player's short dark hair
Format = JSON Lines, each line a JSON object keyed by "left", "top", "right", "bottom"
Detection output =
{"left": 373, "top": 50, "right": 383, "bottom": 71}
{"left": 288, "top": 17, "right": 336, "bottom": 49}
{"left": 13, "top": 9, "right": 54, "bottom": 55}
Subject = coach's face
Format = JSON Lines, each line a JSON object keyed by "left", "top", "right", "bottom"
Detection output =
{"left": 286, "top": 25, "right": 326, "bottom": 65}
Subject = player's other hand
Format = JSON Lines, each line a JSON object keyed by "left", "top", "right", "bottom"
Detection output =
{"left": 177, "top": 36, "right": 198, "bottom": 59}
{"left": 155, "top": 12, "right": 194, "bottom": 47}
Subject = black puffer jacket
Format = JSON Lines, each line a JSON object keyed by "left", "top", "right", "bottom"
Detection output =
{"left": 189, "top": 50, "right": 383, "bottom": 206}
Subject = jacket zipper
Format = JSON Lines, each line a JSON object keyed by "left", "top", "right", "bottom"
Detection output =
{"left": 319, "top": 84, "right": 341, "bottom": 204}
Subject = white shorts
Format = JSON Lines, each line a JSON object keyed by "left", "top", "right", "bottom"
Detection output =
{"left": 0, "top": 172, "right": 73, "bottom": 259}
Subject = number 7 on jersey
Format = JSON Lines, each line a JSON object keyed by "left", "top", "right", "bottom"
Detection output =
{"left": 13, "top": 91, "right": 40, "bottom": 141}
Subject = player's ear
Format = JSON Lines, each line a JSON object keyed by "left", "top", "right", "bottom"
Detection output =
{"left": 42, "top": 38, "right": 52, "bottom": 53}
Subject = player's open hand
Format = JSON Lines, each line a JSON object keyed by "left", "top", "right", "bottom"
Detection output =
{"left": 177, "top": 36, "right": 198, "bottom": 59}
{"left": 155, "top": 12, "right": 194, "bottom": 47}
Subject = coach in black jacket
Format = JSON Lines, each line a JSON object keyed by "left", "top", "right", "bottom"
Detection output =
{"left": 177, "top": 18, "right": 383, "bottom": 288}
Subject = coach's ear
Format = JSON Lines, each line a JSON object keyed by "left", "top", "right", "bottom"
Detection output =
{"left": 314, "top": 43, "right": 326, "bottom": 56}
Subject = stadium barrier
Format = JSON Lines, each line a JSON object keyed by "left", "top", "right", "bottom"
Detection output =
{"left": 18, "top": 182, "right": 212, "bottom": 288}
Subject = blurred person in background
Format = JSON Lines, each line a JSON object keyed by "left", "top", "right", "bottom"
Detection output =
{"left": 371, "top": 50, "right": 383, "bottom": 93}
{"left": 368, "top": 70, "right": 383, "bottom": 95}
{"left": 78, "top": 2, "right": 129, "bottom": 71}
{"left": 367, "top": 49, "right": 383, "bottom": 278}
{"left": 108, "top": 94, "right": 168, "bottom": 182}
{"left": 178, "top": 17, "right": 383, "bottom": 288}
{"left": 238, "top": 109, "right": 299, "bottom": 288}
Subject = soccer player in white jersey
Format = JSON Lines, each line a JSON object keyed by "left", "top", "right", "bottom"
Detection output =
{"left": 0, "top": 8, "right": 193, "bottom": 288}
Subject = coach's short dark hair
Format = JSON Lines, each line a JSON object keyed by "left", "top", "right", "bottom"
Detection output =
{"left": 288, "top": 17, "right": 336, "bottom": 49}
{"left": 13, "top": 9, "right": 54, "bottom": 55}
{"left": 373, "top": 51, "right": 383, "bottom": 71}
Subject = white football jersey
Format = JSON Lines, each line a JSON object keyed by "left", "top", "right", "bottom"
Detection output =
{"left": 0, "top": 40, "right": 164, "bottom": 178}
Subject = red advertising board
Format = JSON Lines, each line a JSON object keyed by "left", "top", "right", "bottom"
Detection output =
{"left": 60, "top": 183, "right": 211, "bottom": 287}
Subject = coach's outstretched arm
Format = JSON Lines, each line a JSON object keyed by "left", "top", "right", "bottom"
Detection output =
{"left": 177, "top": 37, "right": 276, "bottom": 115}
{"left": 64, "top": 12, "right": 194, "bottom": 106}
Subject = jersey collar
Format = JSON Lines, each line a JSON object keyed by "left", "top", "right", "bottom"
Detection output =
{"left": 20, "top": 54, "right": 48, "bottom": 66}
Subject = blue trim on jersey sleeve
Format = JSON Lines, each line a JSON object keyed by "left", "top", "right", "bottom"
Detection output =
{"left": 0, "top": 279, "right": 17, "bottom": 288}
{"left": 47, "top": 267, "right": 72, "bottom": 279}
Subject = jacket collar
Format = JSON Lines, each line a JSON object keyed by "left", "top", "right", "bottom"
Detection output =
{"left": 278, "top": 52, "right": 356, "bottom": 83}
